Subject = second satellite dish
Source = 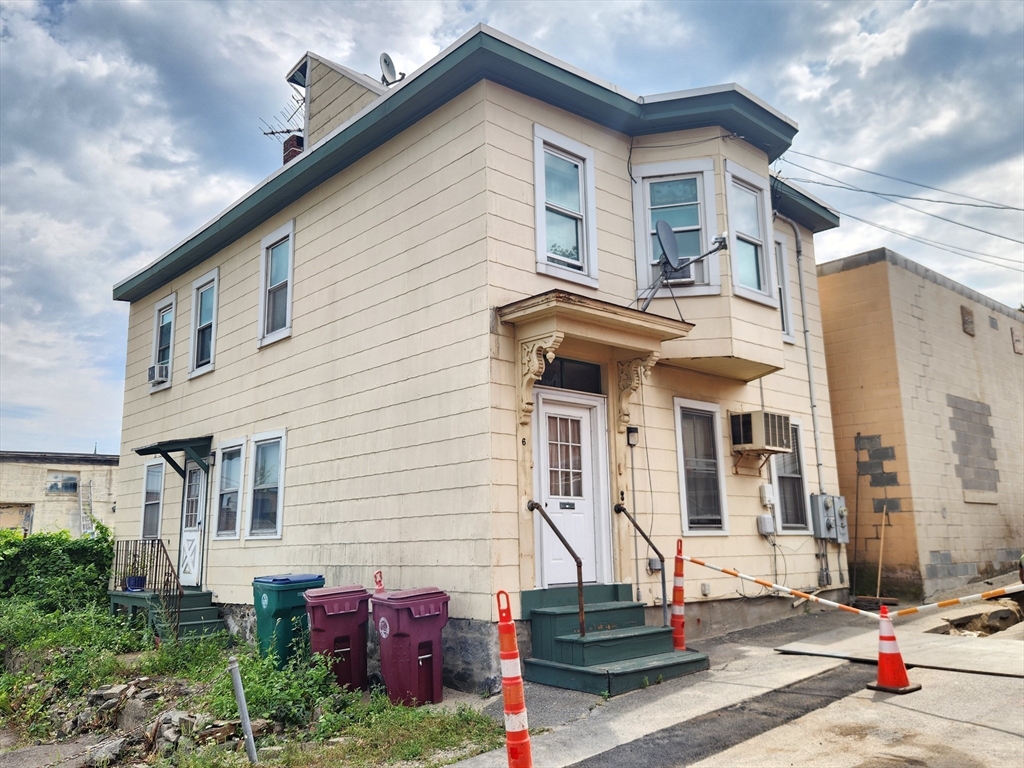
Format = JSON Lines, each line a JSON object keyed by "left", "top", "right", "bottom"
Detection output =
{"left": 380, "top": 52, "right": 405, "bottom": 86}
{"left": 655, "top": 219, "right": 681, "bottom": 270}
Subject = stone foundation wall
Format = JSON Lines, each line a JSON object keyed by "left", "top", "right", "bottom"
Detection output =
{"left": 219, "top": 603, "right": 256, "bottom": 643}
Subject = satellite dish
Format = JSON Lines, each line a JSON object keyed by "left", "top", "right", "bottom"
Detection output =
{"left": 380, "top": 52, "right": 398, "bottom": 85}
{"left": 655, "top": 219, "right": 681, "bottom": 270}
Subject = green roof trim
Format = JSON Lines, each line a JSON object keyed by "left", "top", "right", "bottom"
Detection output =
{"left": 113, "top": 27, "right": 808, "bottom": 303}
{"left": 772, "top": 176, "right": 840, "bottom": 233}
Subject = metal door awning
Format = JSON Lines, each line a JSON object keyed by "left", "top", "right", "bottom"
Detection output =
{"left": 134, "top": 436, "right": 213, "bottom": 479}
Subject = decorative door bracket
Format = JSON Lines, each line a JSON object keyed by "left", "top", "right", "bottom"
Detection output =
{"left": 616, "top": 354, "right": 660, "bottom": 433}
{"left": 518, "top": 332, "right": 565, "bottom": 426}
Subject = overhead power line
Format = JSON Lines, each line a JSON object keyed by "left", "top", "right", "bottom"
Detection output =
{"left": 783, "top": 158, "right": 1024, "bottom": 246}
{"left": 787, "top": 149, "right": 1024, "bottom": 211}
{"left": 783, "top": 178, "right": 1019, "bottom": 211}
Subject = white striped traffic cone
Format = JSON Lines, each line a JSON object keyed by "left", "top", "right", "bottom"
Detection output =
{"left": 866, "top": 605, "right": 921, "bottom": 694}
{"left": 672, "top": 539, "right": 686, "bottom": 651}
{"left": 497, "top": 590, "right": 532, "bottom": 768}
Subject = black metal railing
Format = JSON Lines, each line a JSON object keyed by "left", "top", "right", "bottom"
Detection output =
{"left": 112, "top": 539, "right": 183, "bottom": 638}
{"left": 614, "top": 503, "right": 669, "bottom": 627}
{"left": 527, "top": 500, "right": 586, "bottom": 637}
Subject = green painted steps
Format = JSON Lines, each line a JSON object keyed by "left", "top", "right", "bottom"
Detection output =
{"left": 552, "top": 625, "right": 673, "bottom": 666}
{"left": 110, "top": 588, "right": 225, "bottom": 640}
{"left": 529, "top": 601, "right": 647, "bottom": 660}
{"left": 523, "top": 650, "right": 711, "bottom": 696}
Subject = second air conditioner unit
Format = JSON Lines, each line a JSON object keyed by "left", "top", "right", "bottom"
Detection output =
{"left": 729, "top": 410, "right": 792, "bottom": 454}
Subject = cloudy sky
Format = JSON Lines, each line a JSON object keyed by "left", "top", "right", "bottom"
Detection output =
{"left": 1, "top": 0, "right": 1022, "bottom": 454}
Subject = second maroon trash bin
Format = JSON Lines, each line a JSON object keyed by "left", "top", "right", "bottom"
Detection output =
{"left": 304, "top": 585, "right": 371, "bottom": 691}
{"left": 371, "top": 587, "right": 450, "bottom": 705}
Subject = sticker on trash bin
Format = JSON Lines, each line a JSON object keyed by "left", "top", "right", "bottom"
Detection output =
{"left": 378, "top": 616, "right": 390, "bottom": 639}
{"left": 261, "top": 593, "right": 269, "bottom": 610}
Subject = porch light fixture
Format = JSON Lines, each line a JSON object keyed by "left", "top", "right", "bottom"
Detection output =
{"left": 626, "top": 426, "right": 640, "bottom": 447}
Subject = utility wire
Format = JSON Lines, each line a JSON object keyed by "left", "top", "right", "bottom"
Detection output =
{"left": 835, "top": 209, "right": 1024, "bottom": 273}
{"left": 783, "top": 158, "right": 1024, "bottom": 246}
{"left": 783, "top": 177, "right": 1021, "bottom": 211}
{"left": 787, "top": 149, "right": 1024, "bottom": 211}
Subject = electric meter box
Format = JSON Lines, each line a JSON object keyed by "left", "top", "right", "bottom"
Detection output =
{"left": 810, "top": 494, "right": 849, "bottom": 544}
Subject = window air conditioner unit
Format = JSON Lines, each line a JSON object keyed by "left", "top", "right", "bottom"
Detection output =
{"left": 148, "top": 364, "right": 170, "bottom": 384}
{"left": 729, "top": 410, "right": 791, "bottom": 454}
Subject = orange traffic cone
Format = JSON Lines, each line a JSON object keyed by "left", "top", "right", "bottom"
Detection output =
{"left": 497, "top": 590, "right": 532, "bottom": 768}
{"left": 671, "top": 539, "right": 686, "bottom": 651}
{"left": 866, "top": 605, "right": 921, "bottom": 694}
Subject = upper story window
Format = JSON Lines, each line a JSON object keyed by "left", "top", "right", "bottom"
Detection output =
{"left": 533, "top": 124, "right": 599, "bottom": 289}
{"left": 46, "top": 471, "right": 78, "bottom": 493}
{"left": 189, "top": 268, "right": 219, "bottom": 376}
{"left": 631, "top": 159, "right": 720, "bottom": 300}
{"left": 674, "top": 398, "right": 729, "bottom": 535}
{"left": 725, "top": 160, "right": 777, "bottom": 308}
{"left": 774, "top": 237, "right": 795, "bottom": 343}
{"left": 149, "top": 293, "right": 176, "bottom": 390}
{"left": 258, "top": 221, "right": 295, "bottom": 347}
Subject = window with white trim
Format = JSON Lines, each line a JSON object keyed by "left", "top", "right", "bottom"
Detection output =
{"left": 247, "top": 430, "right": 285, "bottom": 538}
{"left": 258, "top": 221, "right": 294, "bottom": 347}
{"left": 189, "top": 268, "right": 218, "bottom": 375}
{"left": 533, "top": 124, "right": 599, "bottom": 288}
{"left": 725, "top": 160, "right": 777, "bottom": 307}
{"left": 774, "top": 237, "right": 795, "bottom": 342}
{"left": 150, "top": 294, "right": 176, "bottom": 390}
{"left": 141, "top": 461, "right": 164, "bottom": 539}
{"left": 774, "top": 424, "right": 809, "bottom": 531}
{"left": 674, "top": 398, "right": 729, "bottom": 533}
{"left": 632, "top": 159, "right": 720, "bottom": 299}
{"left": 215, "top": 439, "right": 245, "bottom": 538}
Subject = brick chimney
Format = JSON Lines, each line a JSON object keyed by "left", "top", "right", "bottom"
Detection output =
{"left": 283, "top": 134, "right": 304, "bottom": 164}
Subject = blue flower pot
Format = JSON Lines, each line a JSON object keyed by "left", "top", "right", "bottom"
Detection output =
{"left": 125, "top": 575, "right": 147, "bottom": 592}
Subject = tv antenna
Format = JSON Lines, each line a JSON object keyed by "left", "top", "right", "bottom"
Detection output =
{"left": 380, "top": 52, "right": 406, "bottom": 86}
{"left": 639, "top": 219, "right": 727, "bottom": 314}
{"left": 260, "top": 86, "right": 305, "bottom": 142}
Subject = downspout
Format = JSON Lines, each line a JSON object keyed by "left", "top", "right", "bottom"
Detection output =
{"left": 776, "top": 214, "right": 825, "bottom": 495}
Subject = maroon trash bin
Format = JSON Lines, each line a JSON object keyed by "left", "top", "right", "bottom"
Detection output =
{"left": 304, "top": 585, "right": 371, "bottom": 691}
{"left": 371, "top": 587, "right": 450, "bottom": 705}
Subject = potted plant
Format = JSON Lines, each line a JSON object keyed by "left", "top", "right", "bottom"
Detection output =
{"left": 122, "top": 549, "right": 151, "bottom": 592}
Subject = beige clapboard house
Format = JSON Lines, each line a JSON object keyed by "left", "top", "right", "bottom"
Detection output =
{"left": 112, "top": 26, "right": 845, "bottom": 693}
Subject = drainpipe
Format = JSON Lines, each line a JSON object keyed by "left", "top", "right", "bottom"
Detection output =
{"left": 776, "top": 214, "right": 825, "bottom": 496}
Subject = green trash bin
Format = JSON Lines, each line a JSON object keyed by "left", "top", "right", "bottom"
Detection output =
{"left": 253, "top": 573, "right": 324, "bottom": 668}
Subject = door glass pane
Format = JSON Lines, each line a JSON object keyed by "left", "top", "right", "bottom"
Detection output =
{"left": 547, "top": 416, "right": 583, "bottom": 498}
{"left": 735, "top": 238, "right": 762, "bottom": 290}
{"left": 184, "top": 467, "right": 201, "bottom": 529}
{"left": 732, "top": 182, "right": 761, "bottom": 238}
{"left": 544, "top": 151, "right": 581, "bottom": 212}
{"left": 269, "top": 240, "right": 290, "bottom": 287}
{"left": 650, "top": 178, "right": 697, "bottom": 206}
{"left": 546, "top": 209, "right": 580, "bottom": 265}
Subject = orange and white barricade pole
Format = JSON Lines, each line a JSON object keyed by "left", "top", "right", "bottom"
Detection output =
{"left": 867, "top": 605, "right": 921, "bottom": 694}
{"left": 497, "top": 590, "right": 532, "bottom": 768}
{"left": 671, "top": 539, "right": 686, "bottom": 651}
{"left": 892, "top": 582, "right": 1024, "bottom": 618}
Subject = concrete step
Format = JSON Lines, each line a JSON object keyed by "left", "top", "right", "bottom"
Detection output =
{"left": 523, "top": 649, "right": 710, "bottom": 696}
{"left": 552, "top": 625, "right": 673, "bottom": 666}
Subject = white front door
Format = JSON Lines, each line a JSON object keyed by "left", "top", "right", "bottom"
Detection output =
{"left": 178, "top": 462, "right": 205, "bottom": 587}
{"left": 535, "top": 389, "right": 611, "bottom": 587}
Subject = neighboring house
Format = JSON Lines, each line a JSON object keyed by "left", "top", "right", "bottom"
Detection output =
{"left": 0, "top": 451, "right": 118, "bottom": 536}
{"left": 111, "top": 25, "right": 845, "bottom": 693}
{"left": 818, "top": 248, "right": 1024, "bottom": 601}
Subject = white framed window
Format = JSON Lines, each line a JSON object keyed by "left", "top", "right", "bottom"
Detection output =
{"left": 149, "top": 293, "right": 176, "bottom": 391}
{"left": 246, "top": 430, "right": 286, "bottom": 538}
{"left": 46, "top": 471, "right": 79, "bottom": 493}
{"left": 774, "top": 234, "right": 795, "bottom": 343}
{"left": 772, "top": 422, "right": 811, "bottom": 533}
{"left": 674, "top": 398, "right": 729, "bottom": 535}
{"left": 140, "top": 460, "right": 164, "bottom": 540}
{"left": 214, "top": 438, "right": 246, "bottom": 539}
{"left": 533, "top": 124, "right": 599, "bottom": 288}
{"left": 631, "top": 159, "right": 720, "bottom": 300}
{"left": 189, "top": 268, "right": 219, "bottom": 377}
{"left": 725, "top": 160, "right": 777, "bottom": 307}
{"left": 258, "top": 221, "right": 295, "bottom": 348}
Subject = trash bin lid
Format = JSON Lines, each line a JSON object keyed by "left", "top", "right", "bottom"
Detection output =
{"left": 304, "top": 584, "right": 370, "bottom": 601}
{"left": 372, "top": 587, "right": 449, "bottom": 616}
{"left": 253, "top": 573, "right": 323, "bottom": 585}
